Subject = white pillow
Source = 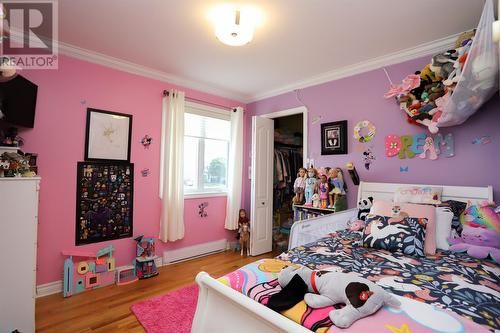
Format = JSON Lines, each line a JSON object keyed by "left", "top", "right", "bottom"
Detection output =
{"left": 394, "top": 186, "right": 443, "bottom": 205}
{"left": 435, "top": 207, "right": 454, "bottom": 250}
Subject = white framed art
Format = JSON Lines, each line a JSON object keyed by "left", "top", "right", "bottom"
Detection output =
{"left": 84, "top": 108, "right": 132, "bottom": 162}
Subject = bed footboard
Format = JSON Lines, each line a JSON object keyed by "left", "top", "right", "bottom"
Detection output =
{"left": 192, "top": 272, "right": 311, "bottom": 333}
{"left": 288, "top": 208, "right": 357, "bottom": 250}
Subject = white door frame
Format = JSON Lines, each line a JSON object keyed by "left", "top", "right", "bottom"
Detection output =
{"left": 260, "top": 106, "right": 308, "bottom": 166}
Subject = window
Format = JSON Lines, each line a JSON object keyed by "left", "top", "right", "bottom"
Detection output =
{"left": 184, "top": 104, "right": 231, "bottom": 195}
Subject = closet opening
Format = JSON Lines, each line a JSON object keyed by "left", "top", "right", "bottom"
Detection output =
{"left": 272, "top": 113, "right": 303, "bottom": 251}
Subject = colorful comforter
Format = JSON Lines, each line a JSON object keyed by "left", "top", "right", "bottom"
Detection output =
{"left": 219, "top": 229, "right": 499, "bottom": 332}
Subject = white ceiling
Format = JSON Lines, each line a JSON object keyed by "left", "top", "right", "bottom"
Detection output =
{"left": 58, "top": 0, "right": 487, "bottom": 102}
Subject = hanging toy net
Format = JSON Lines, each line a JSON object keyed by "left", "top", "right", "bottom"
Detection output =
{"left": 384, "top": 0, "right": 498, "bottom": 134}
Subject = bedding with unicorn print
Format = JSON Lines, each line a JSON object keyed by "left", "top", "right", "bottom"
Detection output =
{"left": 218, "top": 228, "right": 499, "bottom": 332}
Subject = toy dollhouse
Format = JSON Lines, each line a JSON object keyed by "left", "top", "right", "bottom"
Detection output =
{"left": 134, "top": 235, "right": 159, "bottom": 279}
{"left": 62, "top": 245, "right": 116, "bottom": 297}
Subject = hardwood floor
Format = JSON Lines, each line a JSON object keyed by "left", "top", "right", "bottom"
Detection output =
{"left": 36, "top": 250, "right": 278, "bottom": 333}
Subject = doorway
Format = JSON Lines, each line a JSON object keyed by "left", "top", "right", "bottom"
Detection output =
{"left": 250, "top": 106, "right": 308, "bottom": 256}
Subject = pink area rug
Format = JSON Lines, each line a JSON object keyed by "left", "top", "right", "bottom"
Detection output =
{"left": 131, "top": 284, "right": 199, "bottom": 333}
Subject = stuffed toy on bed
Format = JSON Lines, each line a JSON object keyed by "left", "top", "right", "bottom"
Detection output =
{"left": 271, "top": 266, "right": 400, "bottom": 328}
{"left": 448, "top": 203, "right": 500, "bottom": 263}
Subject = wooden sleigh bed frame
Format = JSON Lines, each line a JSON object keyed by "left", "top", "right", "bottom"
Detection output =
{"left": 191, "top": 181, "right": 493, "bottom": 333}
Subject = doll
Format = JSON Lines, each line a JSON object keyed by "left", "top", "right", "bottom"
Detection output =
{"left": 318, "top": 173, "right": 329, "bottom": 208}
{"left": 328, "top": 168, "right": 346, "bottom": 208}
{"left": 292, "top": 167, "right": 307, "bottom": 204}
{"left": 304, "top": 167, "right": 317, "bottom": 207}
{"left": 237, "top": 209, "right": 250, "bottom": 256}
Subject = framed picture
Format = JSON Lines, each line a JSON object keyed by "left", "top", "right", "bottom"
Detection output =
{"left": 76, "top": 161, "right": 134, "bottom": 245}
{"left": 320, "top": 120, "right": 348, "bottom": 155}
{"left": 85, "top": 108, "right": 132, "bottom": 162}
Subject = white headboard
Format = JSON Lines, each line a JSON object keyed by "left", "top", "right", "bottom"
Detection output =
{"left": 358, "top": 181, "right": 493, "bottom": 205}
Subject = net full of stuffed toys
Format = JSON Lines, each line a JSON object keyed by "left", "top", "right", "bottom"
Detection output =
{"left": 384, "top": 0, "right": 498, "bottom": 134}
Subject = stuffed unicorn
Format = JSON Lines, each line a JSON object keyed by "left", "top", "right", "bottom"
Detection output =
{"left": 448, "top": 202, "right": 500, "bottom": 262}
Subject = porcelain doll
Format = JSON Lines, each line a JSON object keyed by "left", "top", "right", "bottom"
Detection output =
{"left": 318, "top": 173, "right": 329, "bottom": 209}
{"left": 292, "top": 167, "right": 307, "bottom": 204}
{"left": 328, "top": 168, "right": 345, "bottom": 208}
{"left": 304, "top": 167, "right": 317, "bottom": 207}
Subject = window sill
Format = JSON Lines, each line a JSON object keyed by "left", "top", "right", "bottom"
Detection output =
{"left": 184, "top": 192, "right": 228, "bottom": 199}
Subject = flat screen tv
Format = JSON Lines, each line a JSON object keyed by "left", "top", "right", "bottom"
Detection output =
{"left": 0, "top": 75, "right": 38, "bottom": 128}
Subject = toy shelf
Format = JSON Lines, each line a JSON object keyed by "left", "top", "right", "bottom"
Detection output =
{"left": 293, "top": 204, "right": 336, "bottom": 222}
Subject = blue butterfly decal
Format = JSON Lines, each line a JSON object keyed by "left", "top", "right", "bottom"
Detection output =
{"left": 400, "top": 166, "right": 409, "bottom": 173}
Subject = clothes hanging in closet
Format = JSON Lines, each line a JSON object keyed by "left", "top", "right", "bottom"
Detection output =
{"left": 273, "top": 146, "right": 302, "bottom": 210}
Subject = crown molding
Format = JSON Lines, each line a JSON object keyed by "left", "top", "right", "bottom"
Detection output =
{"left": 247, "top": 33, "right": 461, "bottom": 103}
{"left": 56, "top": 41, "right": 250, "bottom": 103}
{"left": 8, "top": 28, "right": 461, "bottom": 104}
{"left": 6, "top": 29, "right": 248, "bottom": 102}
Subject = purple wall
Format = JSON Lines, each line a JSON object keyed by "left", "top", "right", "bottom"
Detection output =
{"left": 244, "top": 57, "right": 500, "bottom": 211}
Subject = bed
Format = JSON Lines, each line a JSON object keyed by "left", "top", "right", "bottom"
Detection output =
{"left": 192, "top": 182, "right": 498, "bottom": 333}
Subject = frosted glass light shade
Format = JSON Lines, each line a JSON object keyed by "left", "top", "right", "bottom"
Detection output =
{"left": 214, "top": 7, "right": 256, "bottom": 46}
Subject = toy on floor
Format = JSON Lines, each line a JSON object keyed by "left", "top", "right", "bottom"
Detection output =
{"left": 134, "top": 235, "right": 160, "bottom": 279}
{"left": 448, "top": 202, "right": 500, "bottom": 262}
{"left": 116, "top": 265, "right": 138, "bottom": 285}
{"left": 271, "top": 266, "right": 400, "bottom": 328}
{"left": 238, "top": 209, "right": 250, "bottom": 256}
{"left": 62, "top": 245, "right": 116, "bottom": 297}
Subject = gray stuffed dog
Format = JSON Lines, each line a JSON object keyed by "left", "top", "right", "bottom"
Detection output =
{"left": 278, "top": 266, "right": 401, "bottom": 328}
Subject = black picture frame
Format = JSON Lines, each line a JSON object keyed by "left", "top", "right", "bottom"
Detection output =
{"left": 320, "top": 120, "right": 348, "bottom": 155}
{"left": 84, "top": 108, "right": 133, "bottom": 162}
{"left": 76, "top": 161, "right": 134, "bottom": 245}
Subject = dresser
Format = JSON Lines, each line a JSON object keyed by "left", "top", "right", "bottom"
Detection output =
{"left": 0, "top": 177, "right": 40, "bottom": 333}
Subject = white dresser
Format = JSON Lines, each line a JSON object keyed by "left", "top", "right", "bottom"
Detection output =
{"left": 0, "top": 177, "right": 40, "bottom": 333}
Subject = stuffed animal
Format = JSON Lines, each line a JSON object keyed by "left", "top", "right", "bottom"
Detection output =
{"left": 0, "top": 158, "right": 9, "bottom": 177}
{"left": 276, "top": 266, "right": 400, "bottom": 328}
{"left": 388, "top": 205, "right": 409, "bottom": 223}
{"left": 448, "top": 203, "right": 500, "bottom": 262}
{"left": 312, "top": 193, "right": 321, "bottom": 208}
{"left": 357, "top": 197, "right": 373, "bottom": 221}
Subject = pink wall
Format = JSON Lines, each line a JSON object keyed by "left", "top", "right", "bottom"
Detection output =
{"left": 245, "top": 56, "right": 500, "bottom": 211}
{"left": 18, "top": 56, "right": 242, "bottom": 285}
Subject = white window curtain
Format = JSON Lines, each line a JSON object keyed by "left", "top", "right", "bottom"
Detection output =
{"left": 224, "top": 106, "right": 244, "bottom": 230}
{"left": 159, "top": 90, "right": 185, "bottom": 242}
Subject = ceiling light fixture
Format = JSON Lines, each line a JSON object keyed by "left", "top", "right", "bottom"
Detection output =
{"left": 211, "top": 5, "right": 260, "bottom": 46}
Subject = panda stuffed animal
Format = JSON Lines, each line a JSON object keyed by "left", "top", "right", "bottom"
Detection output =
{"left": 357, "top": 196, "right": 373, "bottom": 221}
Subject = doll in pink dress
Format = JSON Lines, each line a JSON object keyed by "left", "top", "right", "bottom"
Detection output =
{"left": 318, "top": 173, "right": 329, "bottom": 209}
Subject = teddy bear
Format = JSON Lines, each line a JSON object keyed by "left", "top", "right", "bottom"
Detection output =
{"left": 357, "top": 197, "right": 373, "bottom": 221}
{"left": 270, "top": 266, "right": 400, "bottom": 328}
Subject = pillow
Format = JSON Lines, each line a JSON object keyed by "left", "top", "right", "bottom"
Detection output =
{"left": 435, "top": 207, "right": 454, "bottom": 250}
{"left": 370, "top": 200, "right": 437, "bottom": 255}
{"left": 394, "top": 186, "right": 443, "bottom": 205}
{"left": 438, "top": 200, "right": 467, "bottom": 236}
{"left": 362, "top": 214, "right": 427, "bottom": 257}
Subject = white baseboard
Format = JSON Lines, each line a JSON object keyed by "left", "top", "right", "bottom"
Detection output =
{"left": 163, "top": 239, "right": 227, "bottom": 264}
{"left": 36, "top": 280, "right": 63, "bottom": 298}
